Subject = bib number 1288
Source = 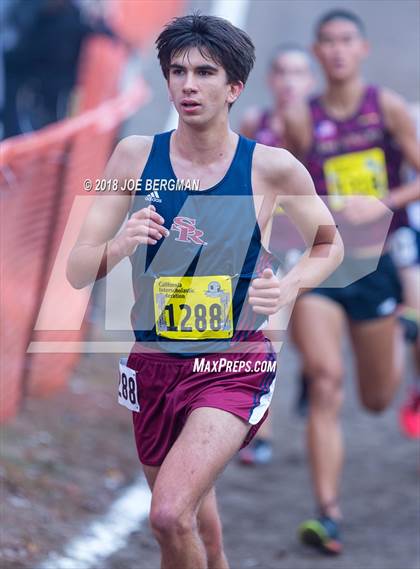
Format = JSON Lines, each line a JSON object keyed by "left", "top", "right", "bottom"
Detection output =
{"left": 164, "top": 302, "right": 223, "bottom": 332}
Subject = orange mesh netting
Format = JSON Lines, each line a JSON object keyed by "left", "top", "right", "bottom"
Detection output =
{"left": 0, "top": 36, "right": 150, "bottom": 422}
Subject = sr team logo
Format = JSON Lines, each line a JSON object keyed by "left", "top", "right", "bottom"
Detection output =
{"left": 171, "top": 216, "right": 207, "bottom": 245}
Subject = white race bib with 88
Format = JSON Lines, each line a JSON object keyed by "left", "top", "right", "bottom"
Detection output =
{"left": 118, "top": 357, "right": 140, "bottom": 412}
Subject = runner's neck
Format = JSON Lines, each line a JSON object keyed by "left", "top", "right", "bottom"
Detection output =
{"left": 322, "top": 78, "right": 365, "bottom": 120}
{"left": 172, "top": 124, "right": 238, "bottom": 166}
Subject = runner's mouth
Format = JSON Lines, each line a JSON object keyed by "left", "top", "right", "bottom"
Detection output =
{"left": 181, "top": 100, "right": 201, "bottom": 111}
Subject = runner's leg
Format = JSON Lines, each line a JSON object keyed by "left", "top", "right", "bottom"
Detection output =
{"left": 143, "top": 465, "right": 227, "bottom": 569}
{"left": 291, "top": 294, "right": 345, "bottom": 518}
{"left": 400, "top": 265, "right": 420, "bottom": 371}
{"left": 196, "top": 487, "right": 229, "bottom": 569}
{"left": 238, "top": 304, "right": 292, "bottom": 466}
{"left": 148, "top": 407, "right": 249, "bottom": 569}
{"left": 349, "top": 315, "right": 403, "bottom": 412}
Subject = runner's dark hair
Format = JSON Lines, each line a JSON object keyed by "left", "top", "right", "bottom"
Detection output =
{"left": 315, "top": 9, "right": 366, "bottom": 39}
{"left": 156, "top": 12, "right": 255, "bottom": 87}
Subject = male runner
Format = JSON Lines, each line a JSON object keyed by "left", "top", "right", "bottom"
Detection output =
{"left": 394, "top": 103, "right": 420, "bottom": 439}
{"left": 241, "top": 44, "right": 314, "bottom": 146}
{"left": 283, "top": 9, "right": 420, "bottom": 555}
{"left": 67, "top": 14, "right": 343, "bottom": 569}
{"left": 238, "top": 44, "right": 314, "bottom": 464}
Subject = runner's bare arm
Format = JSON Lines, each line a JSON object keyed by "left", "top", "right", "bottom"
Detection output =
{"left": 381, "top": 89, "right": 420, "bottom": 209}
{"left": 239, "top": 108, "right": 262, "bottom": 139}
{"left": 67, "top": 136, "right": 167, "bottom": 289}
{"left": 282, "top": 101, "right": 312, "bottom": 157}
{"left": 249, "top": 147, "right": 343, "bottom": 313}
{"left": 273, "top": 149, "right": 343, "bottom": 284}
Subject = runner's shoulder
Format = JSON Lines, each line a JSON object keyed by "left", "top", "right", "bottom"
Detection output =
{"left": 114, "top": 135, "right": 153, "bottom": 163}
{"left": 253, "top": 143, "right": 301, "bottom": 184}
{"left": 379, "top": 87, "right": 411, "bottom": 130}
{"left": 106, "top": 136, "right": 153, "bottom": 189}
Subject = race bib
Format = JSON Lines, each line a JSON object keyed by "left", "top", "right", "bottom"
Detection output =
{"left": 324, "top": 148, "right": 389, "bottom": 210}
{"left": 118, "top": 358, "right": 140, "bottom": 412}
{"left": 153, "top": 276, "right": 233, "bottom": 340}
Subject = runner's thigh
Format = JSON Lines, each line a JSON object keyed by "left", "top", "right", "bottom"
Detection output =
{"left": 291, "top": 293, "right": 346, "bottom": 378}
{"left": 399, "top": 265, "right": 420, "bottom": 311}
{"left": 151, "top": 407, "right": 249, "bottom": 514}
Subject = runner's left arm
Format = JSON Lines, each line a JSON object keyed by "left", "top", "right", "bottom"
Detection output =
{"left": 239, "top": 107, "right": 262, "bottom": 139}
{"left": 249, "top": 147, "right": 344, "bottom": 315}
{"left": 381, "top": 88, "right": 420, "bottom": 210}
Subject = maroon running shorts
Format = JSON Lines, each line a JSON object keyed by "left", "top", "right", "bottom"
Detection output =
{"left": 126, "top": 331, "right": 277, "bottom": 466}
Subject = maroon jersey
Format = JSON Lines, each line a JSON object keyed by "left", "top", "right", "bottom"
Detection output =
{"left": 253, "top": 110, "right": 284, "bottom": 148}
{"left": 305, "top": 85, "right": 407, "bottom": 248}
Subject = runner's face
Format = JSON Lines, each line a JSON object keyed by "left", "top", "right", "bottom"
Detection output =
{"left": 167, "top": 48, "right": 243, "bottom": 124}
{"left": 268, "top": 51, "right": 313, "bottom": 107}
{"left": 313, "top": 19, "right": 369, "bottom": 82}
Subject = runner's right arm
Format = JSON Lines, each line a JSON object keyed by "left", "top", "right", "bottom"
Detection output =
{"left": 66, "top": 136, "right": 168, "bottom": 289}
{"left": 239, "top": 107, "right": 262, "bottom": 139}
{"left": 282, "top": 101, "right": 312, "bottom": 158}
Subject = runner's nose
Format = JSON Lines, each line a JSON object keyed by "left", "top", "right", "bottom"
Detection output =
{"left": 183, "top": 71, "right": 198, "bottom": 93}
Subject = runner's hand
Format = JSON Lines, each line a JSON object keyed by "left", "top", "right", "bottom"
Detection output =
{"left": 110, "top": 205, "right": 169, "bottom": 257}
{"left": 249, "top": 268, "right": 296, "bottom": 315}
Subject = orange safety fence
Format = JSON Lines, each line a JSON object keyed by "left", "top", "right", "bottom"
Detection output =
{"left": 76, "top": 36, "right": 128, "bottom": 113}
{"left": 108, "top": 0, "right": 186, "bottom": 50}
{"left": 0, "top": 38, "right": 151, "bottom": 423}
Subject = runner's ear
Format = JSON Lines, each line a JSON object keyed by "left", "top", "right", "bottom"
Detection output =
{"left": 361, "top": 39, "right": 370, "bottom": 58}
{"left": 227, "top": 81, "right": 244, "bottom": 105}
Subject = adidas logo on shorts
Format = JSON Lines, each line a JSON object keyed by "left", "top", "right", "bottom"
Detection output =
{"left": 145, "top": 190, "right": 162, "bottom": 203}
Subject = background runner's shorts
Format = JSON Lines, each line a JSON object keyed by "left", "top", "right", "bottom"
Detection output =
{"left": 309, "top": 253, "right": 402, "bottom": 320}
{"left": 127, "top": 333, "right": 277, "bottom": 466}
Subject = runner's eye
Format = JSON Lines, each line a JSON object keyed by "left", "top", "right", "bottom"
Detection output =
{"left": 320, "top": 37, "right": 335, "bottom": 46}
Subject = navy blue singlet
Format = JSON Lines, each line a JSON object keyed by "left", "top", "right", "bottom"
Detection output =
{"left": 129, "top": 130, "right": 279, "bottom": 355}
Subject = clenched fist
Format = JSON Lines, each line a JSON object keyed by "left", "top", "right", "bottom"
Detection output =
{"left": 110, "top": 205, "right": 169, "bottom": 258}
{"left": 248, "top": 268, "right": 299, "bottom": 315}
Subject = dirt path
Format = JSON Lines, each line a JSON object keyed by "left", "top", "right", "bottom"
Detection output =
{"left": 1, "top": 341, "right": 418, "bottom": 569}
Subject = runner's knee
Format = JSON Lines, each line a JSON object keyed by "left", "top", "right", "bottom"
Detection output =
{"left": 150, "top": 503, "right": 195, "bottom": 540}
{"left": 306, "top": 359, "right": 343, "bottom": 408}
{"left": 361, "top": 388, "right": 394, "bottom": 413}
{"left": 359, "top": 372, "right": 400, "bottom": 413}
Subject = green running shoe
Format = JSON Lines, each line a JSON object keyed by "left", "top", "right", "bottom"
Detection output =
{"left": 299, "top": 515, "right": 342, "bottom": 555}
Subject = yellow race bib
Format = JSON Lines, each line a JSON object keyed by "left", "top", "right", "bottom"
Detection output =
{"left": 153, "top": 276, "right": 233, "bottom": 340}
{"left": 324, "top": 148, "right": 389, "bottom": 210}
